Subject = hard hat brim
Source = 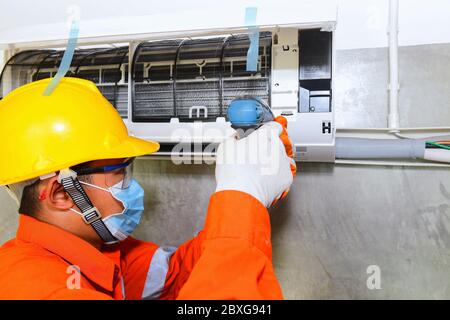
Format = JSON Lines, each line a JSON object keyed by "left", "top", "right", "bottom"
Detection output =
{"left": 103, "top": 136, "right": 160, "bottom": 160}
{"left": 0, "top": 137, "right": 159, "bottom": 186}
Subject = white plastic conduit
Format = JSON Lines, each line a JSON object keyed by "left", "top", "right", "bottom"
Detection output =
{"left": 388, "top": 0, "right": 400, "bottom": 131}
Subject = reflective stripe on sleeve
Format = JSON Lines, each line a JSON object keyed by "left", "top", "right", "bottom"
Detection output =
{"left": 121, "top": 277, "right": 125, "bottom": 300}
{"left": 142, "top": 246, "right": 177, "bottom": 300}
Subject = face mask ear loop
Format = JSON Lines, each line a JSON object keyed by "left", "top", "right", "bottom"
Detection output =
{"left": 79, "top": 179, "right": 127, "bottom": 216}
{"left": 69, "top": 207, "right": 83, "bottom": 216}
{"left": 78, "top": 180, "right": 110, "bottom": 192}
{"left": 58, "top": 169, "right": 118, "bottom": 243}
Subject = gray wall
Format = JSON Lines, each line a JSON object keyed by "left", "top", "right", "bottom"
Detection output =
{"left": 1, "top": 43, "right": 450, "bottom": 299}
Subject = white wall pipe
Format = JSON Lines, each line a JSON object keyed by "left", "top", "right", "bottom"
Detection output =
{"left": 424, "top": 149, "right": 450, "bottom": 163}
{"left": 335, "top": 137, "right": 425, "bottom": 159}
{"left": 388, "top": 0, "right": 400, "bottom": 131}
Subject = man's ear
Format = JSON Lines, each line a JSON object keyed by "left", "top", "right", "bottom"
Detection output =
{"left": 41, "top": 177, "right": 74, "bottom": 210}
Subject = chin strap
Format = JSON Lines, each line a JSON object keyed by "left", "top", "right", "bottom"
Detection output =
{"left": 58, "top": 169, "right": 118, "bottom": 244}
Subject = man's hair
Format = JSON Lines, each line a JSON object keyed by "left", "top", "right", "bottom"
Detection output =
{"left": 18, "top": 174, "right": 92, "bottom": 217}
{"left": 18, "top": 179, "right": 41, "bottom": 216}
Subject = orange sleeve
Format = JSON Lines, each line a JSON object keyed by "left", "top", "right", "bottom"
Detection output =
{"left": 161, "top": 190, "right": 283, "bottom": 300}
{"left": 119, "top": 237, "right": 159, "bottom": 300}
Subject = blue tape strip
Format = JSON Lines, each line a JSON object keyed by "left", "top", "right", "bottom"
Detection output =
{"left": 43, "top": 20, "right": 79, "bottom": 96}
{"left": 245, "top": 7, "right": 259, "bottom": 72}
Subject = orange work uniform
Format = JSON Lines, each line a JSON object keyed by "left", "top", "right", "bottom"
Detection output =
{"left": 0, "top": 191, "right": 283, "bottom": 299}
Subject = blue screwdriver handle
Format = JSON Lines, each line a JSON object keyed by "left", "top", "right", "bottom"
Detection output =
{"left": 227, "top": 97, "right": 274, "bottom": 138}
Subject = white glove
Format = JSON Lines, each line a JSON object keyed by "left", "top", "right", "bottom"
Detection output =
{"left": 215, "top": 121, "right": 294, "bottom": 208}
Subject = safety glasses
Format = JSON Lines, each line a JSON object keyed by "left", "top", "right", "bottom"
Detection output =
{"left": 72, "top": 158, "right": 134, "bottom": 189}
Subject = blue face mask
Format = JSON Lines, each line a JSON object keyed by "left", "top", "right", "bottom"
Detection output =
{"left": 73, "top": 178, "right": 145, "bottom": 243}
{"left": 102, "top": 179, "right": 145, "bottom": 241}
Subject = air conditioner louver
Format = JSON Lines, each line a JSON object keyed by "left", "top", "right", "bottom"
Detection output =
{"left": 132, "top": 32, "right": 271, "bottom": 122}
{"left": 0, "top": 47, "right": 129, "bottom": 117}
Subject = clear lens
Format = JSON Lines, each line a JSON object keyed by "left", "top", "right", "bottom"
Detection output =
{"left": 104, "top": 161, "right": 133, "bottom": 189}
{"left": 123, "top": 162, "right": 133, "bottom": 188}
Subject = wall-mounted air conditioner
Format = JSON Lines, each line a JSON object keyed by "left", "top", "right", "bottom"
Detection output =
{"left": 2, "top": 1, "right": 449, "bottom": 167}
{"left": 0, "top": 25, "right": 336, "bottom": 162}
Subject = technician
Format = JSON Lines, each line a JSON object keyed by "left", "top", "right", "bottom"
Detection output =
{"left": 0, "top": 77, "right": 296, "bottom": 299}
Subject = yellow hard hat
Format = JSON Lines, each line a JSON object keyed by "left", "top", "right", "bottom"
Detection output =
{"left": 0, "top": 77, "right": 159, "bottom": 186}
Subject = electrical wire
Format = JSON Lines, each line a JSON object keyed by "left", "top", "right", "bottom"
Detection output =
{"left": 426, "top": 145, "right": 450, "bottom": 149}
{"left": 426, "top": 141, "right": 450, "bottom": 150}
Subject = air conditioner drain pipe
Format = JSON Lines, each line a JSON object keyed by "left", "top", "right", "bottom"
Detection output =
{"left": 335, "top": 136, "right": 450, "bottom": 163}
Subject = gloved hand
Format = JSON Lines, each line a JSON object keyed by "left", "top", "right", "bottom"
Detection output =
{"left": 215, "top": 117, "right": 297, "bottom": 208}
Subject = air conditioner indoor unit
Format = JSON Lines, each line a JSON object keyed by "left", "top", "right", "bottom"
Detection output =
{"left": 2, "top": 1, "right": 450, "bottom": 167}
{"left": 0, "top": 24, "right": 336, "bottom": 162}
